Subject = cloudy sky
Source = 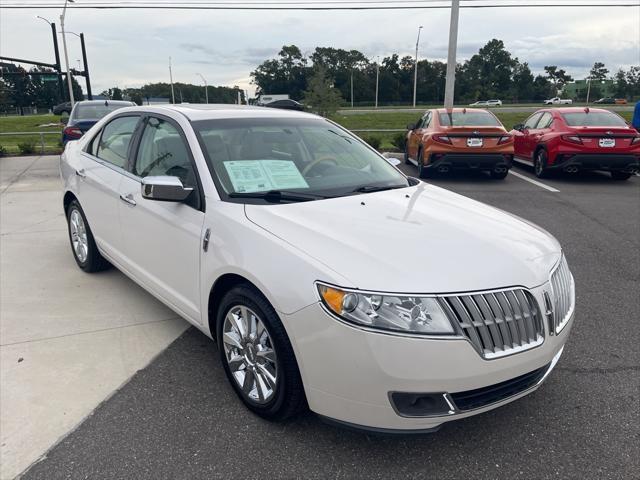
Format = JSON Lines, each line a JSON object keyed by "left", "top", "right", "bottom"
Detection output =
{"left": 2, "top": 1, "right": 639, "bottom": 97}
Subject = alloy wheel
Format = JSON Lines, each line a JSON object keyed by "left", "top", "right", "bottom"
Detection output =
{"left": 69, "top": 208, "right": 89, "bottom": 263}
{"left": 222, "top": 305, "right": 278, "bottom": 404}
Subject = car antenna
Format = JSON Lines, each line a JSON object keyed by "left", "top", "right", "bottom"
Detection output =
{"left": 463, "top": 108, "right": 467, "bottom": 114}
{"left": 104, "top": 100, "right": 109, "bottom": 107}
{"left": 584, "top": 107, "right": 589, "bottom": 113}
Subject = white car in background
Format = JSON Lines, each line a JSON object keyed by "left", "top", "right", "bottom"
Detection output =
{"left": 544, "top": 97, "right": 573, "bottom": 105}
{"left": 470, "top": 100, "right": 502, "bottom": 107}
{"left": 60, "top": 104, "right": 574, "bottom": 433}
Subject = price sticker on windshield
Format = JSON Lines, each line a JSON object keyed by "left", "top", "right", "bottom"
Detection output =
{"left": 467, "top": 137, "right": 483, "bottom": 147}
{"left": 599, "top": 138, "right": 615, "bottom": 148}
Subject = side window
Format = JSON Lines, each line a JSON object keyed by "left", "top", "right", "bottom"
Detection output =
{"left": 536, "top": 112, "right": 553, "bottom": 129}
{"left": 134, "top": 117, "right": 197, "bottom": 190}
{"left": 523, "top": 112, "right": 543, "bottom": 130}
{"left": 96, "top": 116, "right": 139, "bottom": 168}
{"left": 422, "top": 112, "right": 432, "bottom": 128}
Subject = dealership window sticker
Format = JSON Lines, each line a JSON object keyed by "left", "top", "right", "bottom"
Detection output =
{"left": 223, "top": 160, "right": 309, "bottom": 193}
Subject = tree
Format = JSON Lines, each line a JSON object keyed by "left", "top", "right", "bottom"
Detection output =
{"left": 613, "top": 69, "right": 628, "bottom": 98}
{"left": 544, "top": 65, "right": 573, "bottom": 95}
{"left": 111, "top": 87, "right": 123, "bottom": 100}
{"left": 589, "top": 62, "right": 609, "bottom": 81}
{"left": 510, "top": 60, "right": 535, "bottom": 102}
{"left": 302, "top": 66, "right": 343, "bottom": 117}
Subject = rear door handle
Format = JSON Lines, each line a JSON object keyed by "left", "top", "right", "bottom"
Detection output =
{"left": 119, "top": 193, "right": 137, "bottom": 206}
{"left": 75, "top": 169, "right": 86, "bottom": 178}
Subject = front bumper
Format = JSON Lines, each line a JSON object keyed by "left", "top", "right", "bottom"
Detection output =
{"left": 282, "top": 284, "right": 573, "bottom": 432}
{"left": 551, "top": 153, "right": 639, "bottom": 172}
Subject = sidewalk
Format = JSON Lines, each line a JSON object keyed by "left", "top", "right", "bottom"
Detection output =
{"left": 0, "top": 155, "right": 188, "bottom": 479}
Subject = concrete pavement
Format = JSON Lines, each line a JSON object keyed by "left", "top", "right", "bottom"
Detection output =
{"left": 0, "top": 155, "right": 189, "bottom": 479}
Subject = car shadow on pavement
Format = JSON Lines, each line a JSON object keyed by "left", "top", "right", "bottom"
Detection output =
{"left": 512, "top": 164, "right": 638, "bottom": 185}
{"left": 22, "top": 326, "right": 637, "bottom": 480}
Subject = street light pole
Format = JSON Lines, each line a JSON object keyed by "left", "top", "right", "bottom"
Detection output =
{"left": 586, "top": 77, "right": 592, "bottom": 103}
{"left": 413, "top": 26, "right": 423, "bottom": 108}
{"left": 36, "top": 16, "right": 65, "bottom": 103}
{"left": 59, "top": 0, "right": 75, "bottom": 106}
{"left": 375, "top": 57, "right": 380, "bottom": 109}
{"left": 351, "top": 71, "right": 354, "bottom": 108}
{"left": 169, "top": 57, "right": 175, "bottom": 104}
{"left": 444, "top": 0, "right": 460, "bottom": 109}
{"left": 196, "top": 73, "right": 208, "bottom": 104}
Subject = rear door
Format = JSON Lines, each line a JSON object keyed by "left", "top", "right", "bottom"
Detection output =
{"left": 515, "top": 112, "right": 543, "bottom": 159}
{"left": 117, "top": 114, "right": 205, "bottom": 324}
{"left": 77, "top": 115, "right": 141, "bottom": 261}
{"left": 407, "top": 112, "right": 430, "bottom": 160}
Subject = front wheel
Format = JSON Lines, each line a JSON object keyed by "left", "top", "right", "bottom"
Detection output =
{"left": 534, "top": 149, "right": 550, "bottom": 178}
{"left": 610, "top": 171, "right": 631, "bottom": 181}
{"left": 490, "top": 169, "right": 509, "bottom": 180}
{"left": 217, "top": 285, "right": 306, "bottom": 421}
{"left": 66, "top": 199, "right": 110, "bottom": 273}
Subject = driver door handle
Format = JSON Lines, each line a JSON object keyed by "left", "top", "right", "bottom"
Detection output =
{"left": 75, "top": 169, "right": 86, "bottom": 178}
{"left": 119, "top": 193, "right": 137, "bottom": 206}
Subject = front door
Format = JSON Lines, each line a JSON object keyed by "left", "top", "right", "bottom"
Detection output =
{"left": 118, "top": 115, "right": 205, "bottom": 324}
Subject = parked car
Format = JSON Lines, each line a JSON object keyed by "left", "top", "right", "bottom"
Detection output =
{"left": 469, "top": 100, "right": 488, "bottom": 107}
{"left": 543, "top": 97, "right": 573, "bottom": 105}
{"left": 61, "top": 104, "right": 574, "bottom": 432}
{"left": 510, "top": 107, "right": 640, "bottom": 180}
{"left": 53, "top": 101, "right": 72, "bottom": 116}
{"left": 485, "top": 99, "right": 502, "bottom": 107}
{"left": 264, "top": 99, "right": 305, "bottom": 111}
{"left": 62, "top": 100, "right": 136, "bottom": 144}
{"left": 404, "top": 108, "right": 514, "bottom": 179}
{"left": 593, "top": 97, "right": 615, "bottom": 104}
{"left": 615, "top": 98, "right": 628, "bottom": 105}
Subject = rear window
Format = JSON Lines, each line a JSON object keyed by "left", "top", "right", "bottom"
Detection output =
{"left": 439, "top": 111, "right": 501, "bottom": 127}
{"left": 561, "top": 112, "right": 627, "bottom": 127}
{"left": 72, "top": 103, "right": 131, "bottom": 121}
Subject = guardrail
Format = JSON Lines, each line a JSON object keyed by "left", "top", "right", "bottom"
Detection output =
{"left": 0, "top": 131, "right": 61, "bottom": 154}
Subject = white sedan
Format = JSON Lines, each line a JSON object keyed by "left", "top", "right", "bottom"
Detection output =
{"left": 60, "top": 105, "right": 574, "bottom": 432}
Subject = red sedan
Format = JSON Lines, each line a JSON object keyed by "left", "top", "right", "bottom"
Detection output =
{"left": 511, "top": 107, "right": 640, "bottom": 180}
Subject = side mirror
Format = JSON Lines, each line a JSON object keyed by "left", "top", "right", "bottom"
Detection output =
{"left": 513, "top": 124, "right": 524, "bottom": 132}
{"left": 141, "top": 176, "right": 193, "bottom": 202}
{"left": 406, "top": 123, "right": 416, "bottom": 131}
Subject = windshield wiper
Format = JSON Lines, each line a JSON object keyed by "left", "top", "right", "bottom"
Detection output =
{"left": 228, "top": 190, "right": 328, "bottom": 203}
{"left": 352, "top": 184, "right": 408, "bottom": 194}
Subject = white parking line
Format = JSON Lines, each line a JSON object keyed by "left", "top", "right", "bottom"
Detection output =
{"left": 509, "top": 170, "right": 560, "bottom": 193}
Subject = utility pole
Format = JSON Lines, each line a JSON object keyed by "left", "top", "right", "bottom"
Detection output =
{"left": 59, "top": 0, "right": 75, "bottom": 107}
{"left": 350, "top": 71, "right": 354, "bottom": 108}
{"left": 586, "top": 77, "right": 592, "bottom": 103}
{"left": 375, "top": 57, "right": 380, "bottom": 109}
{"left": 196, "top": 73, "right": 208, "bottom": 103}
{"left": 413, "top": 26, "right": 423, "bottom": 108}
{"left": 169, "top": 56, "right": 175, "bottom": 104}
{"left": 444, "top": 0, "right": 460, "bottom": 109}
{"left": 79, "top": 33, "right": 92, "bottom": 99}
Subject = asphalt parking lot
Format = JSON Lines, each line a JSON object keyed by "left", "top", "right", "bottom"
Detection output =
{"left": 3, "top": 156, "right": 639, "bottom": 479}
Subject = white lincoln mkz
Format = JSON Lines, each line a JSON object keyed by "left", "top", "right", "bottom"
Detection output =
{"left": 60, "top": 104, "right": 574, "bottom": 433}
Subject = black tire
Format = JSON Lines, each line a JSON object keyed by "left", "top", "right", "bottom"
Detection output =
{"left": 216, "top": 284, "right": 306, "bottom": 421}
{"left": 65, "top": 199, "right": 110, "bottom": 273}
{"left": 416, "top": 148, "right": 431, "bottom": 179}
{"left": 490, "top": 169, "right": 509, "bottom": 180}
{"left": 534, "top": 149, "right": 550, "bottom": 178}
{"left": 610, "top": 171, "right": 631, "bottom": 181}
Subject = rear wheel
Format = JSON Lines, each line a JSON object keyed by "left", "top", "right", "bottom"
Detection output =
{"left": 534, "top": 149, "right": 550, "bottom": 178}
{"left": 416, "top": 148, "right": 431, "bottom": 179}
{"left": 65, "top": 200, "right": 110, "bottom": 273}
{"left": 610, "top": 171, "right": 631, "bottom": 181}
{"left": 217, "top": 284, "right": 306, "bottom": 421}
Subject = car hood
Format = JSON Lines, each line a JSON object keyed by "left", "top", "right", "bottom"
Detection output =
{"left": 244, "top": 183, "right": 561, "bottom": 293}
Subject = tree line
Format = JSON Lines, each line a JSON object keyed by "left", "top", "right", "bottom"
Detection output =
{"left": 251, "top": 40, "right": 640, "bottom": 105}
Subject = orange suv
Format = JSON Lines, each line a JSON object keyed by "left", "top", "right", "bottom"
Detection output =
{"left": 404, "top": 108, "right": 514, "bottom": 179}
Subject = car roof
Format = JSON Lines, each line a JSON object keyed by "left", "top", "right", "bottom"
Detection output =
{"left": 74, "top": 100, "right": 135, "bottom": 106}
{"left": 115, "top": 104, "right": 318, "bottom": 121}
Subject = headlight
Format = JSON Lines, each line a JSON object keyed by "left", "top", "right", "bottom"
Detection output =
{"left": 317, "top": 283, "right": 455, "bottom": 335}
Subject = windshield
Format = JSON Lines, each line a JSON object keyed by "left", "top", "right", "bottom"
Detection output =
{"left": 561, "top": 112, "right": 627, "bottom": 127}
{"left": 438, "top": 111, "right": 501, "bottom": 127}
{"left": 193, "top": 117, "right": 408, "bottom": 202}
{"left": 72, "top": 103, "right": 131, "bottom": 121}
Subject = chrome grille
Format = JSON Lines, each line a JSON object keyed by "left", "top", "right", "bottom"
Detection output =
{"left": 439, "top": 289, "right": 543, "bottom": 359}
{"left": 549, "top": 254, "right": 574, "bottom": 334}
